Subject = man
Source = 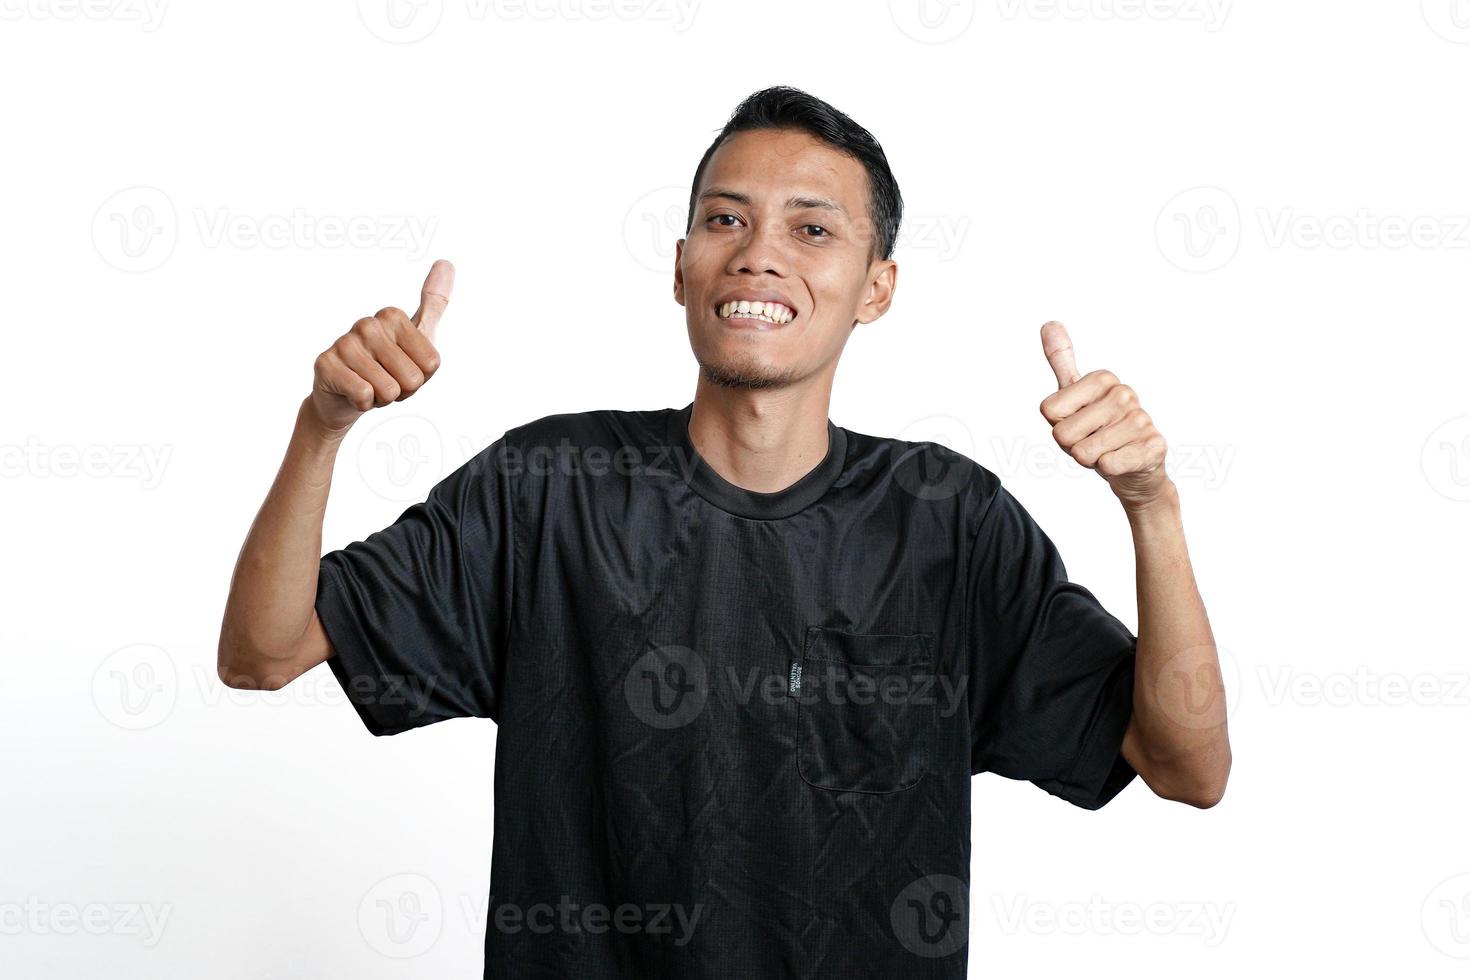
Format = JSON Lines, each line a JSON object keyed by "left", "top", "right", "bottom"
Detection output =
{"left": 217, "top": 85, "right": 1230, "bottom": 978}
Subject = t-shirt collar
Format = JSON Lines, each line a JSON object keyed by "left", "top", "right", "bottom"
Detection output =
{"left": 666, "top": 401, "right": 847, "bottom": 520}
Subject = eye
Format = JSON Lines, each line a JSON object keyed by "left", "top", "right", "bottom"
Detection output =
{"left": 708, "top": 213, "right": 741, "bottom": 227}
{"left": 803, "top": 225, "right": 830, "bottom": 239}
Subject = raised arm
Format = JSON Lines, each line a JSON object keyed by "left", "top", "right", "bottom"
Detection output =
{"left": 216, "top": 260, "right": 455, "bottom": 690}
{"left": 1038, "top": 319, "right": 1231, "bottom": 808}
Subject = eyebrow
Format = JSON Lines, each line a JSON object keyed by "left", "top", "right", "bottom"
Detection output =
{"left": 698, "top": 187, "right": 847, "bottom": 216}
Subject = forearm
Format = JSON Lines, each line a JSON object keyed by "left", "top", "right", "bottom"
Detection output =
{"left": 217, "top": 396, "right": 344, "bottom": 681}
{"left": 1120, "top": 478, "right": 1231, "bottom": 806}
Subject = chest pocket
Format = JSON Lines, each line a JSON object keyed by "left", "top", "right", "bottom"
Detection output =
{"left": 791, "top": 626, "right": 936, "bottom": 794}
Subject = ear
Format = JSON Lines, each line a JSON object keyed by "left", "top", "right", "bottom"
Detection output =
{"left": 855, "top": 258, "right": 898, "bottom": 325}
{"left": 673, "top": 238, "right": 686, "bottom": 306}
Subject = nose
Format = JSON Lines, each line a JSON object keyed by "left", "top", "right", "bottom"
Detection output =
{"left": 725, "top": 221, "right": 789, "bottom": 279}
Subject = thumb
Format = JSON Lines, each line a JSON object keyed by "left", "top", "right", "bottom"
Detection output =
{"left": 1040, "top": 320, "right": 1080, "bottom": 389}
{"left": 412, "top": 259, "right": 456, "bottom": 344}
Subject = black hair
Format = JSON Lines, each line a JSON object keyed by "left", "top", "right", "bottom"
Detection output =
{"left": 685, "top": 86, "right": 903, "bottom": 264}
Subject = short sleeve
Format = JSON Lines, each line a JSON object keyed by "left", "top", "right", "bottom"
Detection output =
{"left": 965, "top": 479, "right": 1137, "bottom": 809}
{"left": 315, "top": 434, "right": 516, "bottom": 736}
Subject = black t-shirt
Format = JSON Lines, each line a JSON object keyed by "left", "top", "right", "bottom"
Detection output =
{"left": 316, "top": 401, "right": 1138, "bottom": 979}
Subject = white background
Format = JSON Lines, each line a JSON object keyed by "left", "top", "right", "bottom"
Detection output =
{"left": 4, "top": 0, "right": 1469, "bottom": 976}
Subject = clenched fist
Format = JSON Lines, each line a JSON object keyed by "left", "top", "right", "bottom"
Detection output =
{"left": 309, "top": 259, "right": 455, "bottom": 435}
{"left": 1038, "top": 320, "right": 1171, "bottom": 512}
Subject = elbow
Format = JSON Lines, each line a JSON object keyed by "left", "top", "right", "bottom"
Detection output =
{"left": 1172, "top": 753, "right": 1232, "bottom": 810}
{"left": 1135, "top": 742, "right": 1231, "bottom": 809}
{"left": 216, "top": 639, "right": 291, "bottom": 691}
{"left": 1178, "top": 779, "right": 1227, "bottom": 810}
{"left": 1152, "top": 774, "right": 1227, "bottom": 809}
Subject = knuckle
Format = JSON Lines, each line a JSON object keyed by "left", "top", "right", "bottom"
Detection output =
{"left": 375, "top": 306, "right": 407, "bottom": 326}
{"left": 335, "top": 333, "right": 365, "bottom": 358}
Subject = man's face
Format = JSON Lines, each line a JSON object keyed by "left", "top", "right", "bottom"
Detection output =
{"left": 674, "top": 127, "right": 897, "bottom": 391}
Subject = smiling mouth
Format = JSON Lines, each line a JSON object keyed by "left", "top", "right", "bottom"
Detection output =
{"left": 714, "top": 301, "right": 798, "bottom": 327}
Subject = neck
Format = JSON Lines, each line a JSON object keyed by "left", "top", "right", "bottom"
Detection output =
{"left": 685, "top": 379, "right": 834, "bottom": 494}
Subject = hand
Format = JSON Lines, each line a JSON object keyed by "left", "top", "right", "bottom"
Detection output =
{"left": 308, "top": 259, "right": 455, "bottom": 435}
{"left": 1038, "top": 320, "right": 1171, "bottom": 512}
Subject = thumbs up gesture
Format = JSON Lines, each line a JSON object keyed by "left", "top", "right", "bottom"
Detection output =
{"left": 1038, "top": 320, "right": 1171, "bottom": 512}
{"left": 308, "top": 259, "right": 455, "bottom": 435}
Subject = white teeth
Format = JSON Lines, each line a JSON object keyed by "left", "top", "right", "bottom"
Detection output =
{"left": 718, "top": 300, "right": 795, "bottom": 324}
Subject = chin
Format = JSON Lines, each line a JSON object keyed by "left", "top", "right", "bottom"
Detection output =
{"left": 695, "top": 350, "right": 803, "bottom": 391}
